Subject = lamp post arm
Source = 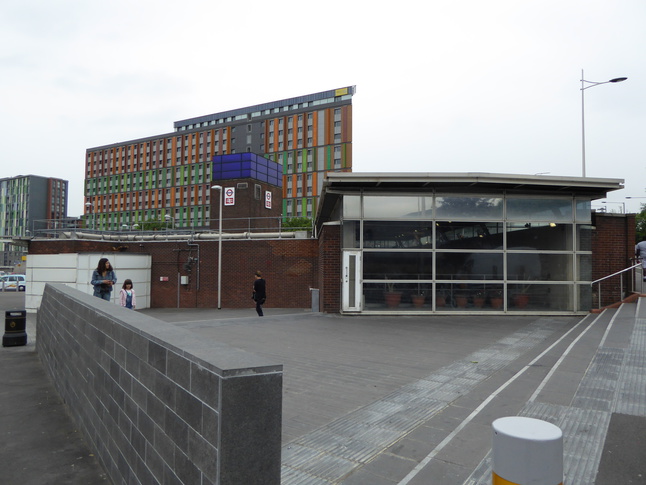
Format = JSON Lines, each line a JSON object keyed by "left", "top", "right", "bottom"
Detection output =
{"left": 580, "top": 70, "right": 627, "bottom": 178}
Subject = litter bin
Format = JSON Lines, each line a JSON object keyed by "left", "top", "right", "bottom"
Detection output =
{"left": 3, "top": 310, "right": 27, "bottom": 347}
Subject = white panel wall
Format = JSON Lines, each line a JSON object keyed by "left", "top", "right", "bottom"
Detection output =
{"left": 25, "top": 253, "right": 152, "bottom": 312}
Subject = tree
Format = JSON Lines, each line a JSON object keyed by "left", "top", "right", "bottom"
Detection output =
{"left": 135, "top": 219, "right": 168, "bottom": 231}
{"left": 636, "top": 204, "right": 646, "bottom": 242}
{"left": 282, "top": 217, "right": 312, "bottom": 232}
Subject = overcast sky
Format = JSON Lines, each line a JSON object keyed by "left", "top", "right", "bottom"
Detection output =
{"left": 2, "top": 0, "right": 644, "bottom": 217}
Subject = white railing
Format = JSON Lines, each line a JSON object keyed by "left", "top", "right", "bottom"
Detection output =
{"left": 591, "top": 261, "right": 642, "bottom": 309}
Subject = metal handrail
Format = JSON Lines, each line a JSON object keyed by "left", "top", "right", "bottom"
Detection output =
{"left": 591, "top": 262, "right": 641, "bottom": 285}
{"left": 592, "top": 261, "right": 642, "bottom": 309}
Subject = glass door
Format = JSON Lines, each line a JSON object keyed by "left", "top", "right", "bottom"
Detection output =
{"left": 342, "top": 251, "right": 362, "bottom": 312}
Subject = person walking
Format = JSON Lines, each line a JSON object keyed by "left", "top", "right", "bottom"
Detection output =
{"left": 252, "top": 270, "right": 266, "bottom": 316}
{"left": 119, "top": 279, "right": 137, "bottom": 309}
{"left": 636, "top": 237, "right": 646, "bottom": 282}
{"left": 91, "top": 258, "right": 117, "bottom": 301}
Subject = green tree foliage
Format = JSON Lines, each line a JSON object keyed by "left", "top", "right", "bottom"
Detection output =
{"left": 282, "top": 217, "right": 312, "bottom": 232}
{"left": 135, "top": 219, "right": 168, "bottom": 231}
{"left": 636, "top": 204, "right": 646, "bottom": 242}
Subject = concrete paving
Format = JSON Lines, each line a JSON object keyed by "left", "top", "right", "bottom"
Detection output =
{"left": 2, "top": 291, "right": 646, "bottom": 484}
{"left": 0, "top": 291, "right": 108, "bottom": 484}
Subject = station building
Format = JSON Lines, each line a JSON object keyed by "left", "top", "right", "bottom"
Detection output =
{"left": 316, "top": 172, "right": 629, "bottom": 314}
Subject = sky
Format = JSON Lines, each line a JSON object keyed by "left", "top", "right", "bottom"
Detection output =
{"left": 2, "top": 0, "right": 645, "bottom": 217}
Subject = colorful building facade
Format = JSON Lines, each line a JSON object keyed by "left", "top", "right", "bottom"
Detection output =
{"left": 84, "top": 87, "right": 355, "bottom": 230}
{"left": 0, "top": 175, "right": 68, "bottom": 267}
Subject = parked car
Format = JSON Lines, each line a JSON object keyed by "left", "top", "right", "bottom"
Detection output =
{"left": 0, "top": 274, "right": 26, "bottom": 291}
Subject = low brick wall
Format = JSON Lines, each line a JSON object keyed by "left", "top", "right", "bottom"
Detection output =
{"left": 36, "top": 284, "right": 282, "bottom": 485}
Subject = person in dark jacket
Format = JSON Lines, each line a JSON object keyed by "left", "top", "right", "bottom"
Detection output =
{"left": 91, "top": 258, "right": 117, "bottom": 301}
{"left": 252, "top": 271, "right": 266, "bottom": 316}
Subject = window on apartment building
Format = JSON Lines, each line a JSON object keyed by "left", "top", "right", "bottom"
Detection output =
{"left": 334, "top": 145, "right": 342, "bottom": 168}
{"left": 254, "top": 184, "right": 261, "bottom": 200}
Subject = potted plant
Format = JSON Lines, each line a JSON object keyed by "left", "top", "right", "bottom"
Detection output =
{"left": 455, "top": 290, "right": 469, "bottom": 308}
{"left": 411, "top": 292, "right": 426, "bottom": 308}
{"left": 436, "top": 290, "right": 447, "bottom": 308}
{"left": 512, "top": 283, "right": 531, "bottom": 308}
{"left": 384, "top": 280, "right": 402, "bottom": 308}
{"left": 473, "top": 290, "right": 486, "bottom": 308}
{"left": 489, "top": 289, "right": 503, "bottom": 309}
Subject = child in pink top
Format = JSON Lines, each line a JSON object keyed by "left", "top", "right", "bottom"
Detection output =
{"left": 119, "top": 279, "right": 136, "bottom": 309}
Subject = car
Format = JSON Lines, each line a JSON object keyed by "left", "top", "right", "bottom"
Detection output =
{"left": 0, "top": 274, "right": 26, "bottom": 291}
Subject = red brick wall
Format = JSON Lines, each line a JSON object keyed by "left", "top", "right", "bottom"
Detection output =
{"left": 318, "top": 223, "right": 341, "bottom": 313}
{"left": 210, "top": 180, "right": 282, "bottom": 231}
{"left": 29, "top": 237, "right": 318, "bottom": 309}
{"left": 591, "top": 212, "right": 637, "bottom": 306}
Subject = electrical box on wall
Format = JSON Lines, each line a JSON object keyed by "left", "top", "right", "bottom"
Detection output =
{"left": 180, "top": 276, "right": 189, "bottom": 285}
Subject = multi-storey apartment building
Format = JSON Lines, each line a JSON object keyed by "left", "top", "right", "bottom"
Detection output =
{"left": 0, "top": 175, "right": 68, "bottom": 267}
{"left": 84, "top": 86, "right": 355, "bottom": 230}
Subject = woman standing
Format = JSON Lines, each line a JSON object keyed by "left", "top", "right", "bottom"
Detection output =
{"left": 91, "top": 258, "right": 117, "bottom": 301}
{"left": 252, "top": 271, "right": 266, "bottom": 317}
{"left": 119, "top": 279, "right": 137, "bottom": 309}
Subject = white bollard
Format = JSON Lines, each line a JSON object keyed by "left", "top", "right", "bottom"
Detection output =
{"left": 492, "top": 416, "right": 563, "bottom": 485}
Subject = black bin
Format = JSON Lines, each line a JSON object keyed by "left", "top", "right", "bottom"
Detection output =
{"left": 3, "top": 310, "right": 27, "bottom": 347}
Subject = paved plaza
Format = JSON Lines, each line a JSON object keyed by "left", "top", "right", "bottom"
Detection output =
{"left": 2, "top": 291, "right": 646, "bottom": 484}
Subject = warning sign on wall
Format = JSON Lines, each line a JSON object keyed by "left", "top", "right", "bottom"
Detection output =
{"left": 265, "top": 191, "right": 272, "bottom": 209}
{"left": 224, "top": 187, "right": 235, "bottom": 206}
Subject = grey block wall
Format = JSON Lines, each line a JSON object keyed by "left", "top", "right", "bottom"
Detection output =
{"left": 36, "top": 284, "right": 282, "bottom": 485}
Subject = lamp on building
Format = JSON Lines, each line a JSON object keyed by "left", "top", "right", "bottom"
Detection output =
{"left": 580, "top": 70, "right": 627, "bottom": 177}
{"left": 211, "top": 185, "right": 223, "bottom": 309}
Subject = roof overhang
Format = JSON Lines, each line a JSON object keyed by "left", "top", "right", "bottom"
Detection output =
{"left": 316, "top": 172, "right": 624, "bottom": 228}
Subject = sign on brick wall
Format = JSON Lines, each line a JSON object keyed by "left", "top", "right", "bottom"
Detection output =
{"left": 265, "top": 191, "right": 272, "bottom": 209}
{"left": 224, "top": 187, "right": 235, "bottom": 206}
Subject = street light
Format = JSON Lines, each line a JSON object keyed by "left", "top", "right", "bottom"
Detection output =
{"left": 580, "top": 70, "right": 627, "bottom": 177}
{"left": 211, "top": 185, "right": 223, "bottom": 310}
{"left": 85, "top": 201, "right": 94, "bottom": 230}
{"left": 164, "top": 214, "right": 174, "bottom": 230}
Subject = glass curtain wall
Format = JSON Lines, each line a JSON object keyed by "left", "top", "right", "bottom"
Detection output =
{"left": 342, "top": 193, "right": 592, "bottom": 312}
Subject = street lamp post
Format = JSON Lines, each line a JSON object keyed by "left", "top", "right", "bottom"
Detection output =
{"left": 211, "top": 185, "right": 223, "bottom": 309}
{"left": 164, "top": 214, "right": 174, "bottom": 230}
{"left": 580, "top": 70, "right": 627, "bottom": 177}
{"left": 85, "top": 201, "right": 93, "bottom": 230}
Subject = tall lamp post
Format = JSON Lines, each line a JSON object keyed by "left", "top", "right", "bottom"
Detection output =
{"left": 211, "top": 185, "right": 223, "bottom": 309}
{"left": 85, "top": 201, "right": 93, "bottom": 230}
{"left": 580, "top": 70, "right": 627, "bottom": 177}
{"left": 164, "top": 214, "right": 174, "bottom": 230}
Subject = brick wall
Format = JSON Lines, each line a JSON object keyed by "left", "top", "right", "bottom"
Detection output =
{"left": 37, "top": 284, "right": 282, "bottom": 484}
{"left": 592, "top": 212, "right": 637, "bottom": 306}
{"left": 29, "top": 237, "right": 318, "bottom": 309}
{"left": 318, "top": 223, "right": 341, "bottom": 313}
{"left": 210, "top": 180, "right": 282, "bottom": 231}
